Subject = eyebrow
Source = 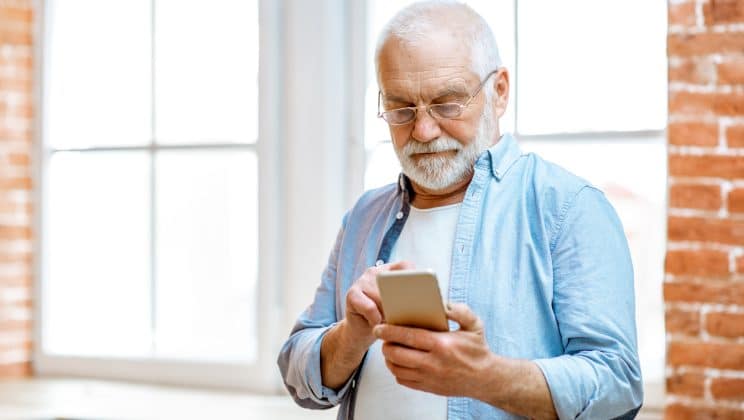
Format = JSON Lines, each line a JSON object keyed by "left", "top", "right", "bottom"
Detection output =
{"left": 433, "top": 86, "right": 469, "bottom": 98}
{"left": 382, "top": 86, "right": 470, "bottom": 104}
{"left": 381, "top": 93, "right": 410, "bottom": 103}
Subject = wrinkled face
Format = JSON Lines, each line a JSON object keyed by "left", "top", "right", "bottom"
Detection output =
{"left": 377, "top": 32, "right": 505, "bottom": 191}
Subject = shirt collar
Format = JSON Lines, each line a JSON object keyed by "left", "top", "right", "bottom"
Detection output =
{"left": 486, "top": 132, "right": 522, "bottom": 181}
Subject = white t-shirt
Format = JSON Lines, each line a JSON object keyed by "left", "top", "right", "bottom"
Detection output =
{"left": 354, "top": 202, "right": 461, "bottom": 420}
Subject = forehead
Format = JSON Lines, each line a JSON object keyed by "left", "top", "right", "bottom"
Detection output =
{"left": 377, "top": 33, "right": 479, "bottom": 98}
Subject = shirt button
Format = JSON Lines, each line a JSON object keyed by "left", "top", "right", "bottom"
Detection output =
{"left": 375, "top": 259, "right": 384, "bottom": 266}
{"left": 396, "top": 211, "right": 403, "bottom": 220}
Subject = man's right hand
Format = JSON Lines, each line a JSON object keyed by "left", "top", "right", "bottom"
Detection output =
{"left": 343, "top": 260, "right": 415, "bottom": 349}
{"left": 320, "top": 260, "right": 414, "bottom": 390}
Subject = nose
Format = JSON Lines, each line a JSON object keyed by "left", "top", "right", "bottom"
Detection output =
{"left": 410, "top": 108, "right": 442, "bottom": 143}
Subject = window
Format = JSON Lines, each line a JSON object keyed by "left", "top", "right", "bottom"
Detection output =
{"left": 38, "top": 0, "right": 265, "bottom": 386}
{"left": 362, "top": 0, "right": 667, "bottom": 392}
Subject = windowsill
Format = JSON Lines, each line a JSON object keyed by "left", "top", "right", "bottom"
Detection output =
{"left": 0, "top": 376, "right": 336, "bottom": 420}
{"left": 0, "top": 376, "right": 664, "bottom": 419}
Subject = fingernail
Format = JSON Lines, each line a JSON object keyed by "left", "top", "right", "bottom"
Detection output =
{"left": 373, "top": 325, "right": 382, "bottom": 337}
{"left": 446, "top": 303, "right": 452, "bottom": 311}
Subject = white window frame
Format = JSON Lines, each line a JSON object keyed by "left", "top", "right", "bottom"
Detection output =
{"left": 31, "top": 0, "right": 285, "bottom": 392}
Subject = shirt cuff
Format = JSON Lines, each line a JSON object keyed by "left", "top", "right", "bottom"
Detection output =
{"left": 533, "top": 355, "right": 595, "bottom": 420}
{"left": 306, "top": 323, "right": 358, "bottom": 406}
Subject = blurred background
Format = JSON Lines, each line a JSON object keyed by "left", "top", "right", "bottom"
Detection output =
{"left": 0, "top": 0, "right": 741, "bottom": 419}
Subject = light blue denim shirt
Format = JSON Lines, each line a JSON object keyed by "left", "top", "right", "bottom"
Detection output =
{"left": 277, "top": 133, "right": 643, "bottom": 419}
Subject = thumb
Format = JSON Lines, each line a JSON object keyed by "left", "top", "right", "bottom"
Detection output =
{"left": 445, "top": 303, "right": 483, "bottom": 331}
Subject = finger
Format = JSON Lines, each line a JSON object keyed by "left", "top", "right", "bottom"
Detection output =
{"left": 445, "top": 303, "right": 483, "bottom": 331}
{"left": 363, "top": 261, "right": 415, "bottom": 313}
{"left": 386, "top": 260, "right": 415, "bottom": 271}
{"left": 373, "top": 324, "right": 436, "bottom": 351}
{"left": 397, "top": 379, "right": 426, "bottom": 393}
{"left": 384, "top": 359, "right": 423, "bottom": 382}
{"left": 373, "top": 260, "right": 415, "bottom": 274}
{"left": 361, "top": 286, "right": 382, "bottom": 312}
{"left": 381, "top": 341, "right": 427, "bottom": 368}
{"left": 348, "top": 288, "right": 382, "bottom": 326}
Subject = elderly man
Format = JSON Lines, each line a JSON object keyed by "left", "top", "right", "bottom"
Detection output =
{"left": 277, "top": 2, "right": 643, "bottom": 419}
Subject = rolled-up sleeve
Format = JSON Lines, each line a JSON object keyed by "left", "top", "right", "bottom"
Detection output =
{"left": 277, "top": 213, "right": 356, "bottom": 409}
{"left": 533, "top": 186, "right": 643, "bottom": 419}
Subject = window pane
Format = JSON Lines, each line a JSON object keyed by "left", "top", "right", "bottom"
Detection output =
{"left": 46, "top": 0, "right": 151, "bottom": 149}
{"left": 154, "top": 150, "right": 257, "bottom": 362}
{"left": 466, "top": 0, "right": 516, "bottom": 134}
{"left": 516, "top": 0, "right": 667, "bottom": 134}
{"left": 520, "top": 137, "right": 667, "bottom": 383}
{"left": 154, "top": 0, "right": 259, "bottom": 144}
{"left": 45, "top": 152, "right": 151, "bottom": 357}
{"left": 364, "top": 141, "right": 400, "bottom": 191}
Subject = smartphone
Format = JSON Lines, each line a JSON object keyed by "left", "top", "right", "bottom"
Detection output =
{"left": 376, "top": 269, "right": 449, "bottom": 332}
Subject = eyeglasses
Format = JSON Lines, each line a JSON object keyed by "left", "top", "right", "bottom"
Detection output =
{"left": 377, "top": 69, "right": 499, "bottom": 126}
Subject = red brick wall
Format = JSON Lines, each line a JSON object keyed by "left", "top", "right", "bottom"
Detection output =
{"left": 665, "top": 0, "right": 744, "bottom": 418}
{"left": 0, "top": 0, "right": 34, "bottom": 379}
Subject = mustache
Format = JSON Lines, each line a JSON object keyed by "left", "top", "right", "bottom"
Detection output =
{"left": 403, "top": 137, "right": 463, "bottom": 156}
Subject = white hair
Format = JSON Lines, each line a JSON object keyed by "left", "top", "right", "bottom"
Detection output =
{"left": 375, "top": 0, "right": 503, "bottom": 100}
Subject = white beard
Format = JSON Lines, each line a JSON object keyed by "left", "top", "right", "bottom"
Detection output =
{"left": 394, "top": 106, "right": 496, "bottom": 191}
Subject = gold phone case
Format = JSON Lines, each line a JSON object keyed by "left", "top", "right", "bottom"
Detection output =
{"left": 376, "top": 269, "right": 449, "bottom": 332}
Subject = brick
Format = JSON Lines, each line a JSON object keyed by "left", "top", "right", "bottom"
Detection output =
{"left": 667, "top": 216, "right": 744, "bottom": 245}
{"left": 718, "top": 58, "right": 744, "bottom": 85}
{"left": 665, "top": 308, "right": 701, "bottom": 335}
{"left": 10, "top": 103, "right": 32, "bottom": 119}
{"left": 0, "top": 200, "right": 29, "bottom": 214}
{"left": 0, "top": 26, "right": 32, "bottom": 46}
{"left": 0, "top": 177, "right": 31, "bottom": 190}
{"left": 0, "top": 319, "right": 31, "bottom": 331}
{"left": 706, "top": 312, "right": 744, "bottom": 338}
{"left": 0, "top": 76, "right": 33, "bottom": 92}
{"left": 669, "top": 2, "right": 698, "bottom": 26}
{"left": 729, "top": 188, "right": 744, "bottom": 213}
{"left": 0, "top": 225, "right": 31, "bottom": 240}
{"left": 669, "top": 91, "right": 744, "bottom": 117}
{"left": 0, "top": 252, "right": 31, "bottom": 264}
{"left": 664, "top": 281, "right": 744, "bottom": 305}
{"left": 728, "top": 125, "right": 744, "bottom": 148}
{"left": 666, "top": 371, "right": 705, "bottom": 397}
{"left": 666, "top": 249, "right": 729, "bottom": 277}
{"left": 669, "top": 183, "right": 722, "bottom": 210}
{"left": 668, "top": 32, "right": 744, "bottom": 57}
{"left": 0, "top": 361, "right": 30, "bottom": 378}
{"left": 669, "top": 154, "right": 744, "bottom": 179}
{"left": 670, "top": 58, "right": 716, "bottom": 85}
{"left": 665, "top": 403, "right": 744, "bottom": 420}
{"left": 6, "top": 153, "right": 29, "bottom": 166}
{"left": 711, "top": 378, "right": 744, "bottom": 401}
{"left": 668, "top": 122, "right": 718, "bottom": 146}
{"left": 0, "top": 7, "right": 33, "bottom": 24}
{"left": 0, "top": 339, "right": 32, "bottom": 353}
{"left": 668, "top": 341, "right": 744, "bottom": 369}
{"left": 704, "top": 0, "right": 744, "bottom": 24}
{"left": 0, "top": 276, "right": 31, "bottom": 288}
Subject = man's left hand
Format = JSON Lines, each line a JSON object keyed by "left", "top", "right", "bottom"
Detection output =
{"left": 373, "top": 302, "right": 495, "bottom": 398}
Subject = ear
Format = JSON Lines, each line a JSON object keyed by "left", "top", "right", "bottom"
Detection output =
{"left": 491, "top": 68, "right": 510, "bottom": 118}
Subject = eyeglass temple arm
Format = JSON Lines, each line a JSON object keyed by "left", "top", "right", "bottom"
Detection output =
{"left": 465, "top": 69, "right": 501, "bottom": 106}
